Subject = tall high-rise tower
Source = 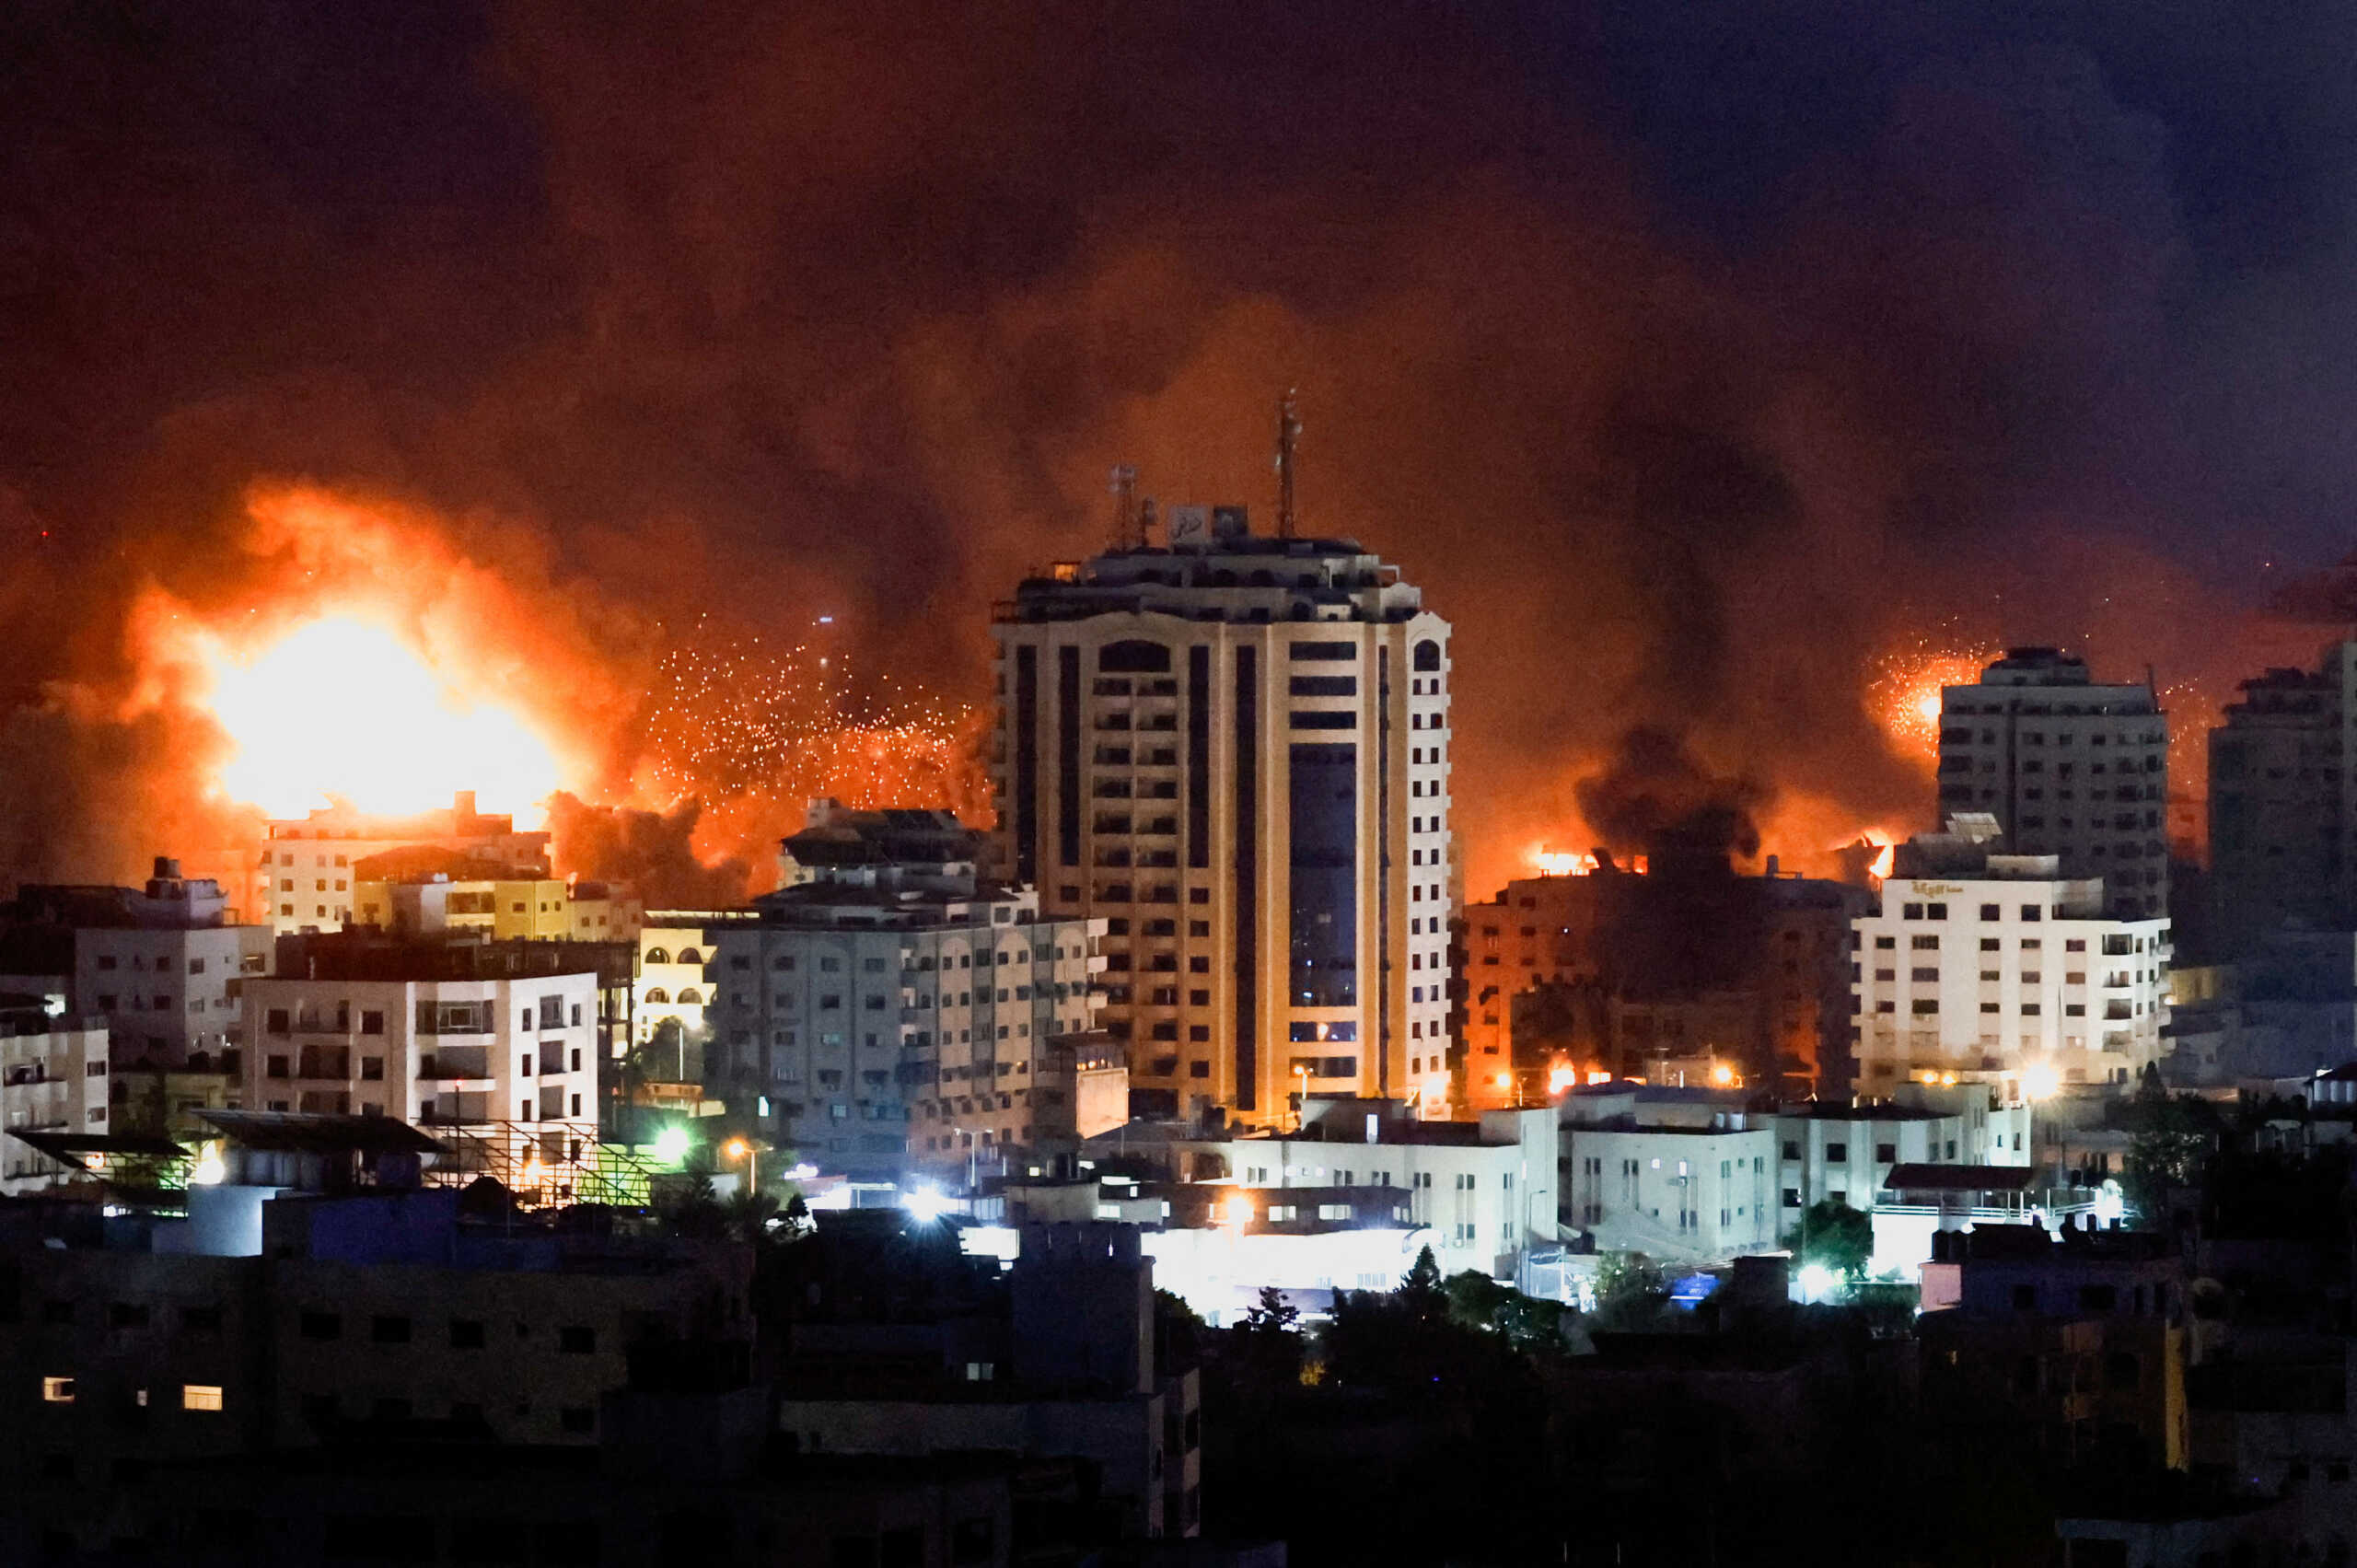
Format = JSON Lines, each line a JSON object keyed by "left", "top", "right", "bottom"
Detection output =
{"left": 990, "top": 505, "right": 1453, "bottom": 1127}
{"left": 1935, "top": 648, "right": 2168, "bottom": 918}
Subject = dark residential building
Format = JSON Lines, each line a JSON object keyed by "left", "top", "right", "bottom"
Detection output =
{"left": 1937, "top": 648, "right": 2169, "bottom": 919}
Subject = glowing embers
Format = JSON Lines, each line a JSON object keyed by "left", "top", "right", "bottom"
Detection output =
{"left": 1873, "top": 638, "right": 2000, "bottom": 762}
{"left": 202, "top": 616, "right": 563, "bottom": 819}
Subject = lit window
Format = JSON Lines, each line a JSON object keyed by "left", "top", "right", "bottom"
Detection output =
{"left": 41, "top": 1376, "right": 74, "bottom": 1403}
{"left": 181, "top": 1384, "right": 224, "bottom": 1411}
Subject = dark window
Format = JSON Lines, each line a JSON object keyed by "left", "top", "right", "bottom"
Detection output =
{"left": 1290, "top": 710, "right": 1354, "bottom": 730}
{"left": 2011, "top": 1284, "right": 2036, "bottom": 1312}
{"left": 1412, "top": 638, "right": 1443, "bottom": 672}
{"left": 108, "top": 1301, "right": 149, "bottom": 1329}
{"left": 560, "top": 1406, "right": 596, "bottom": 1434}
{"left": 371, "top": 1314, "right": 412, "bottom": 1344}
{"left": 1289, "top": 742, "right": 1358, "bottom": 1007}
{"left": 449, "top": 1318, "right": 485, "bottom": 1350}
{"left": 1234, "top": 645, "right": 1258, "bottom": 1112}
{"left": 1289, "top": 641, "right": 1354, "bottom": 661}
{"left": 558, "top": 1326, "right": 596, "bottom": 1354}
{"left": 180, "top": 1305, "right": 222, "bottom": 1334}
{"left": 300, "top": 1310, "right": 342, "bottom": 1341}
{"left": 1098, "top": 639, "right": 1171, "bottom": 673}
{"left": 1058, "top": 645, "right": 1081, "bottom": 867}
{"left": 1288, "top": 675, "right": 1357, "bottom": 696}
{"left": 951, "top": 1516, "right": 996, "bottom": 1564}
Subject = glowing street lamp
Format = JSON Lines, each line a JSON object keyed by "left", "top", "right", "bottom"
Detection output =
{"left": 724, "top": 1136, "right": 758, "bottom": 1194}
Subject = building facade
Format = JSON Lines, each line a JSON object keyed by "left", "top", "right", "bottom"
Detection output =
{"left": 1458, "top": 863, "right": 1867, "bottom": 1107}
{"left": 0, "top": 997, "right": 110, "bottom": 1192}
{"left": 4, "top": 859, "right": 273, "bottom": 1068}
{"left": 992, "top": 514, "right": 1452, "bottom": 1128}
{"left": 704, "top": 804, "right": 1105, "bottom": 1178}
{"left": 1936, "top": 647, "right": 2169, "bottom": 918}
{"left": 1852, "top": 819, "right": 2171, "bottom": 1096}
{"left": 239, "top": 938, "right": 601, "bottom": 1184}
{"left": 1171, "top": 1096, "right": 1556, "bottom": 1281}
{"left": 1560, "top": 1085, "right": 1778, "bottom": 1264}
{"left": 2208, "top": 641, "right": 2357, "bottom": 949}
{"left": 254, "top": 792, "right": 551, "bottom": 935}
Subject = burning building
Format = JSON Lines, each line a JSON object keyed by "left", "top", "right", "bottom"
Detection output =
{"left": 1456, "top": 852, "right": 1870, "bottom": 1107}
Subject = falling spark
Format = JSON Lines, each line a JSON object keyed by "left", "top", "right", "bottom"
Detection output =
{"left": 1872, "top": 636, "right": 2001, "bottom": 762}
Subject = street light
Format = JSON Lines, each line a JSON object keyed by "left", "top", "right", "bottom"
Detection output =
{"left": 725, "top": 1136, "right": 758, "bottom": 1195}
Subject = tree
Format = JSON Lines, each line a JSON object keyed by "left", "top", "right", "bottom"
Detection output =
{"left": 1228, "top": 1285, "right": 1304, "bottom": 1391}
{"left": 2123, "top": 1063, "right": 2210, "bottom": 1225}
{"left": 1399, "top": 1245, "right": 1446, "bottom": 1318}
{"left": 1591, "top": 1252, "right": 1669, "bottom": 1330}
{"left": 1782, "top": 1199, "right": 1872, "bottom": 1279}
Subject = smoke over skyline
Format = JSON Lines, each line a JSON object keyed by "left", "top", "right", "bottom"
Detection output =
{"left": 6, "top": 1, "right": 2356, "bottom": 900}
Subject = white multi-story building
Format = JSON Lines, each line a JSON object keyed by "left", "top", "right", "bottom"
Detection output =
{"left": 0, "top": 996, "right": 110, "bottom": 1193}
{"left": 705, "top": 802, "right": 1106, "bottom": 1179}
{"left": 239, "top": 936, "right": 599, "bottom": 1185}
{"left": 1937, "top": 647, "right": 2169, "bottom": 918}
{"left": 253, "top": 792, "right": 551, "bottom": 936}
{"left": 991, "top": 505, "right": 1453, "bottom": 1127}
{"left": 1172, "top": 1097, "right": 1555, "bottom": 1280}
{"left": 6, "top": 859, "right": 272, "bottom": 1067}
{"left": 1853, "top": 817, "right": 2171, "bottom": 1096}
{"left": 1772, "top": 1082, "right": 2030, "bottom": 1220}
{"left": 1559, "top": 1084, "right": 1778, "bottom": 1264}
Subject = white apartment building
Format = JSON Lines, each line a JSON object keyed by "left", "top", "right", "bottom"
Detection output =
{"left": 1173, "top": 1098, "right": 1555, "bottom": 1280}
{"left": 240, "top": 937, "right": 599, "bottom": 1181}
{"left": 1854, "top": 818, "right": 2171, "bottom": 1095}
{"left": 0, "top": 996, "right": 110, "bottom": 1192}
{"left": 705, "top": 803, "right": 1106, "bottom": 1179}
{"left": 1937, "top": 647, "right": 2169, "bottom": 918}
{"left": 6, "top": 859, "right": 272, "bottom": 1067}
{"left": 1560, "top": 1085, "right": 1777, "bottom": 1264}
{"left": 1772, "top": 1082, "right": 2030, "bottom": 1219}
{"left": 992, "top": 505, "right": 1453, "bottom": 1128}
{"left": 254, "top": 792, "right": 551, "bottom": 935}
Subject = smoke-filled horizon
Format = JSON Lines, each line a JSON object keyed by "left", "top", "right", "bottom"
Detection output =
{"left": 6, "top": 2, "right": 2357, "bottom": 905}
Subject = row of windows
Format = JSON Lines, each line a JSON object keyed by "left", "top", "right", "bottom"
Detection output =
{"left": 42, "top": 1376, "right": 221, "bottom": 1411}
{"left": 298, "top": 1311, "right": 598, "bottom": 1352}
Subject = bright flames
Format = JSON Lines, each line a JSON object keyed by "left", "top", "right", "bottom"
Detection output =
{"left": 202, "top": 616, "right": 566, "bottom": 820}
{"left": 1874, "top": 639, "right": 1999, "bottom": 762}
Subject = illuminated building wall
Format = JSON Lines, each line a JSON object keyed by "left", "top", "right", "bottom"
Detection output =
{"left": 241, "top": 951, "right": 601, "bottom": 1179}
{"left": 1852, "top": 832, "right": 2171, "bottom": 1096}
{"left": 991, "top": 513, "right": 1452, "bottom": 1127}
{"left": 0, "top": 1001, "right": 109, "bottom": 1195}
{"left": 253, "top": 792, "right": 552, "bottom": 936}
{"left": 702, "top": 807, "right": 1105, "bottom": 1179}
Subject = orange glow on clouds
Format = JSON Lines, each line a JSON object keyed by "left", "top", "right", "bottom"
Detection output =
{"left": 200, "top": 615, "right": 568, "bottom": 820}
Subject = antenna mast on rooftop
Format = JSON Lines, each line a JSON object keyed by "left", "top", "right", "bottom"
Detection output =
{"left": 1275, "top": 389, "right": 1302, "bottom": 539}
{"left": 1109, "top": 464, "right": 1140, "bottom": 551}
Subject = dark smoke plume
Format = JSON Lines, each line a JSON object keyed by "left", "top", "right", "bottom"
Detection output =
{"left": 1573, "top": 726, "right": 1771, "bottom": 865}
{"left": 545, "top": 794, "right": 758, "bottom": 910}
{"left": 4, "top": 2, "right": 2355, "bottom": 897}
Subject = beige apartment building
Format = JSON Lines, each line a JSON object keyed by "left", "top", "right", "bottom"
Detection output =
{"left": 991, "top": 507, "right": 1452, "bottom": 1128}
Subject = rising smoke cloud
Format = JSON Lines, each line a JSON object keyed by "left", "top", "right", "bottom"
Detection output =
{"left": 3, "top": 2, "right": 2351, "bottom": 898}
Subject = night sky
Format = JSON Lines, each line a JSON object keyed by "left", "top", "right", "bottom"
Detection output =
{"left": 5, "top": 0, "right": 2354, "bottom": 893}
